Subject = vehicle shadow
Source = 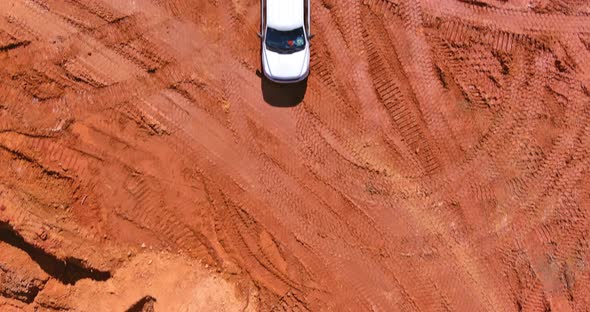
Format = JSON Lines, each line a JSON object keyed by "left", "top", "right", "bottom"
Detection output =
{"left": 257, "top": 70, "right": 307, "bottom": 107}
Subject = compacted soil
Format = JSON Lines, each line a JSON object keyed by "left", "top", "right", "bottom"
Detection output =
{"left": 1, "top": 0, "right": 590, "bottom": 311}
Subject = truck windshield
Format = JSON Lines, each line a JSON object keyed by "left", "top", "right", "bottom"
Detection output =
{"left": 265, "top": 27, "right": 306, "bottom": 54}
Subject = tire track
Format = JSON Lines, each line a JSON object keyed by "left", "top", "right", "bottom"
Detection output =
{"left": 421, "top": 0, "right": 590, "bottom": 34}
{"left": 362, "top": 7, "right": 438, "bottom": 177}
{"left": 375, "top": 3, "right": 452, "bottom": 177}
{"left": 64, "top": 0, "right": 128, "bottom": 23}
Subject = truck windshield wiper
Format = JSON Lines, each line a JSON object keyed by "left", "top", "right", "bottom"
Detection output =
{"left": 266, "top": 45, "right": 291, "bottom": 54}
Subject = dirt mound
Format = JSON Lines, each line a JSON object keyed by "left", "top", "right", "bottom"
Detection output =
{"left": 1, "top": 0, "right": 590, "bottom": 310}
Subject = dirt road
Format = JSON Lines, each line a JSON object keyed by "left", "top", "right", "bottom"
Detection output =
{"left": 1, "top": 0, "right": 590, "bottom": 310}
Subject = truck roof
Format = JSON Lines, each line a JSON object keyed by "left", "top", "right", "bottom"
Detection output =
{"left": 266, "top": 0, "right": 304, "bottom": 31}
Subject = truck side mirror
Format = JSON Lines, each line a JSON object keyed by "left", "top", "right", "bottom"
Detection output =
{"left": 307, "top": 34, "right": 314, "bottom": 40}
{"left": 257, "top": 32, "right": 263, "bottom": 39}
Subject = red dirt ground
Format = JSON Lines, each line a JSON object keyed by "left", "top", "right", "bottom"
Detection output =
{"left": 1, "top": 0, "right": 590, "bottom": 311}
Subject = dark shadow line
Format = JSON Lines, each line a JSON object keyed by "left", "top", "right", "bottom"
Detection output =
{"left": 0, "top": 221, "right": 111, "bottom": 285}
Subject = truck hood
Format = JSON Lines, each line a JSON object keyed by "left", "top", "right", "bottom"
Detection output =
{"left": 263, "top": 48, "right": 309, "bottom": 81}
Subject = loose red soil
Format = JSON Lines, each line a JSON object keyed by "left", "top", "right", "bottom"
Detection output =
{"left": 1, "top": 0, "right": 590, "bottom": 311}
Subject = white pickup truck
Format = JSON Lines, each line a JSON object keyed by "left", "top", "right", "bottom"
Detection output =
{"left": 258, "top": 0, "right": 313, "bottom": 83}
